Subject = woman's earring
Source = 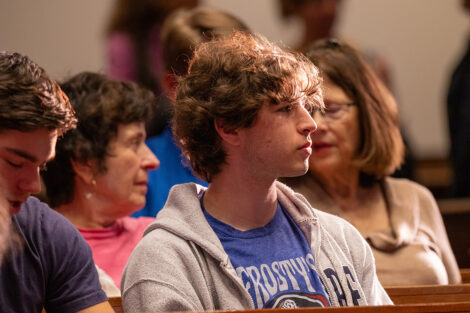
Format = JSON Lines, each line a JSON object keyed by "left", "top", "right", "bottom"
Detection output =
{"left": 85, "top": 179, "right": 97, "bottom": 200}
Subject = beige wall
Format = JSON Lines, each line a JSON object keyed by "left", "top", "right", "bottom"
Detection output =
{"left": 0, "top": 0, "right": 468, "bottom": 158}
{"left": 0, "top": 0, "right": 113, "bottom": 79}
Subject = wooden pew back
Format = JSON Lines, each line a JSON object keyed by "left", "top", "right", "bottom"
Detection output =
{"left": 385, "top": 283, "right": 470, "bottom": 305}
{"left": 109, "top": 297, "right": 470, "bottom": 313}
{"left": 437, "top": 198, "right": 470, "bottom": 268}
{"left": 174, "top": 303, "right": 470, "bottom": 313}
{"left": 460, "top": 268, "right": 470, "bottom": 284}
{"left": 109, "top": 284, "right": 470, "bottom": 312}
{"left": 109, "top": 296, "right": 123, "bottom": 313}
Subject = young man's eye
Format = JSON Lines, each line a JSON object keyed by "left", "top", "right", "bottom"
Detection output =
{"left": 278, "top": 105, "right": 293, "bottom": 113}
{"left": 6, "top": 160, "right": 22, "bottom": 168}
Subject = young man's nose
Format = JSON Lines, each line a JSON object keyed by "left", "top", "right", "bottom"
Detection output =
{"left": 18, "top": 169, "right": 42, "bottom": 195}
{"left": 300, "top": 107, "right": 317, "bottom": 135}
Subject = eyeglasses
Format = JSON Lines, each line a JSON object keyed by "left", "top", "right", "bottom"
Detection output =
{"left": 312, "top": 102, "right": 356, "bottom": 122}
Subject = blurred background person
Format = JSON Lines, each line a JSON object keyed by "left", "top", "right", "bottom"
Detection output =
{"left": 42, "top": 72, "right": 159, "bottom": 293}
{"left": 105, "top": 0, "right": 198, "bottom": 137}
{"left": 133, "top": 6, "right": 251, "bottom": 217}
{"left": 278, "top": 0, "right": 390, "bottom": 85}
{"left": 282, "top": 39, "right": 460, "bottom": 286}
{"left": 447, "top": 0, "right": 470, "bottom": 197}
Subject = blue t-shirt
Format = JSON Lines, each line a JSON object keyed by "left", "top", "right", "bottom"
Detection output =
{"left": 201, "top": 196, "right": 330, "bottom": 309}
{"left": 133, "top": 127, "right": 208, "bottom": 217}
{"left": 0, "top": 197, "right": 107, "bottom": 313}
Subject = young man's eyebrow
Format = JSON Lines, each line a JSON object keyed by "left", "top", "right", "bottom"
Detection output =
{"left": 5, "top": 147, "right": 37, "bottom": 163}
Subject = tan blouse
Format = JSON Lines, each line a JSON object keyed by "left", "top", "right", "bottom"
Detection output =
{"left": 282, "top": 176, "right": 461, "bottom": 286}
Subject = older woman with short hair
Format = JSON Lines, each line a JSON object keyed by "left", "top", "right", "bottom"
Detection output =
{"left": 42, "top": 72, "right": 159, "bottom": 294}
{"left": 283, "top": 39, "right": 461, "bottom": 286}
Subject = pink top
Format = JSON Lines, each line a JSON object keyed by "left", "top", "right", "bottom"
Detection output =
{"left": 78, "top": 216, "right": 154, "bottom": 288}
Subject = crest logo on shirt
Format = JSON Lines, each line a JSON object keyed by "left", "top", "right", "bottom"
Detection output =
{"left": 265, "top": 292, "right": 329, "bottom": 308}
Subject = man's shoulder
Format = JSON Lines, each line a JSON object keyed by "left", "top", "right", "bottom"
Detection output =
{"left": 4, "top": 197, "right": 108, "bottom": 313}
{"left": 12, "top": 197, "right": 94, "bottom": 269}
{"left": 14, "top": 196, "right": 80, "bottom": 238}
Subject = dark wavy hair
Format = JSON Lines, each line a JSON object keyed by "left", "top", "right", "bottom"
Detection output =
{"left": 173, "top": 31, "right": 323, "bottom": 182}
{"left": 0, "top": 51, "right": 76, "bottom": 134}
{"left": 42, "top": 72, "right": 155, "bottom": 207}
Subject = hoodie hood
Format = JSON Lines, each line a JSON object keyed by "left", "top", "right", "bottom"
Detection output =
{"left": 144, "top": 182, "right": 321, "bottom": 262}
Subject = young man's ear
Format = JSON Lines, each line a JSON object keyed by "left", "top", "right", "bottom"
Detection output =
{"left": 161, "top": 71, "right": 178, "bottom": 104}
{"left": 70, "top": 159, "right": 97, "bottom": 186}
{"left": 214, "top": 118, "right": 240, "bottom": 146}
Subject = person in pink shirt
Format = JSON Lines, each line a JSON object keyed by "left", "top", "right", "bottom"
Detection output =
{"left": 105, "top": 0, "right": 198, "bottom": 95}
{"left": 42, "top": 72, "right": 159, "bottom": 293}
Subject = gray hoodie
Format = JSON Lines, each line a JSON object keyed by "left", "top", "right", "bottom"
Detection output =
{"left": 121, "top": 182, "right": 392, "bottom": 312}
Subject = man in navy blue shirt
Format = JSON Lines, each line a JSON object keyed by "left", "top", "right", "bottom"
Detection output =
{"left": 0, "top": 51, "right": 113, "bottom": 313}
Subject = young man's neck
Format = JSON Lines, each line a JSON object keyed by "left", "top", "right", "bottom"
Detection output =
{"left": 203, "top": 166, "right": 278, "bottom": 231}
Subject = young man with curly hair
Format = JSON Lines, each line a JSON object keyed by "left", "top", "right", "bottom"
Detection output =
{"left": 121, "top": 32, "right": 392, "bottom": 312}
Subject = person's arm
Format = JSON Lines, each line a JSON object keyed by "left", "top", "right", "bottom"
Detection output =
{"left": 123, "top": 280, "right": 200, "bottom": 312}
{"left": 360, "top": 251, "right": 393, "bottom": 305}
{"left": 418, "top": 185, "right": 462, "bottom": 284}
{"left": 121, "top": 230, "right": 211, "bottom": 312}
{"left": 76, "top": 301, "right": 115, "bottom": 313}
{"left": 327, "top": 213, "right": 393, "bottom": 305}
{"left": 348, "top": 226, "right": 393, "bottom": 305}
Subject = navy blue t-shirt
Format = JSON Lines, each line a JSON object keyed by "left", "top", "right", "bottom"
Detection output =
{"left": 201, "top": 195, "right": 330, "bottom": 309}
{"left": 0, "top": 197, "right": 107, "bottom": 313}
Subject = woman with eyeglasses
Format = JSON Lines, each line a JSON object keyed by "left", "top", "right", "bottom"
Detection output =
{"left": 282, "top": 39, "right": 461, "bottom": 286}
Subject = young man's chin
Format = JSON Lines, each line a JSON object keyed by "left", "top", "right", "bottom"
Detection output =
{"left": 284, "top": 166, "right": 309, "bottom": 178}
{"left": 8, "top": 201, "right": 22, "bottom": 216}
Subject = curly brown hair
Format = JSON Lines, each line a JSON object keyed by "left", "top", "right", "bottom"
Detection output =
{"left": 173, "top": 31, "right": 323, "bottom": 182}
{"left": 0, "top": 51, "right": 76, "bottom": 135}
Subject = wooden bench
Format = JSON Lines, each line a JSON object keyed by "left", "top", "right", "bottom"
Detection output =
{"left": 109, "top": 302, "right": 470, "bottom": 313}
{"left": 414, "top": 157, "right": 453, "bottom": 199}
{"left": 461, "top": 268, "right": 470, "bottom": 284}
{"left": 177, "top": 303, "right": 470, "bottom": 312}
{"left": 437, "top": 198, "right": 470, "bottom": 268}
{"left": 385, "top": 283, "right": 470, "bottom": 305}
{"left": 109, "top": 296, "right": 123, "bottom": 313}
{"left": 109, "top": 296, "right": 470, "bottom": 313}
